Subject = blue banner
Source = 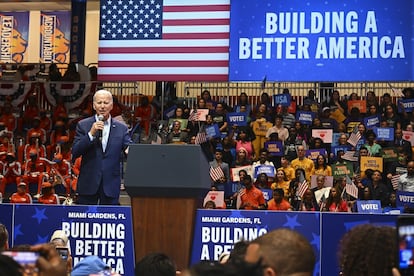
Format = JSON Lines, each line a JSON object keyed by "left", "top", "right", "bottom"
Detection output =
{"left": 254, "top": 165, "right": 276, "bottom": 178}
{"left": 398, "top": 99, "right": 414, "bottom": 113}
{"left": 227, "top": 112, "right": 247, "bottom": 127}
{"left": 373, "top": 127, "right": 394, "bottom": 141}
{"left": 273, "top": 94, "right": 291, "bottom": 107}
{"left": 229, "top": 0, "right": 414, "bottom": 81}
{"left": 296, "top": 111, "right": 315, "bottom": 125}
{"left": 356, "top": 200, "right": 382, "bottom": 213}
{"left": 331, "top": 145, "right": 351, "bottom": 156}
{"left": 363, "top": 115, "right": 381, "bottom": 128}
{"left": 397, "top": 191, "right": 414, "bottom": 208}
{"left": 0, "top": 12, "right": 30, "bottom": 63}
{"left": 6, "top": 204, "right": 135, "bottom": 276}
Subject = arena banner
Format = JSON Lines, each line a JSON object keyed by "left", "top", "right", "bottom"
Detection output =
{"left": 12, "top": 204, "right": 134, "bottom": 276}
{"left": 40, "top": 11, "right": 71, "bottom": 63}
{"left": 190, "top": 210, "right": 321, "bottom": 275}
{"left": 229, "top": 0, "right": 414, "bottom": 81}
{"left": 191, "top": 210, "right": 398, "bottom": 275}
{"left": 0, "top": 204, "right": 14, "bottom": 247}
{"left": 0, "top": 12, "right": 29, "bottom": 63}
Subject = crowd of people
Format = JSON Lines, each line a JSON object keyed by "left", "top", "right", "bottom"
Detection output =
{"left": 154, "top": 88, "right": 414, "bottom": 213}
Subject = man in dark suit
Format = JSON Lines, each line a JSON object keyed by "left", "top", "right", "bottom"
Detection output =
{"left": 387, "top": 128, "right": 412, "bottom": 161}
{"left": 72, "top": 90, "right": 132, "bottom": 205}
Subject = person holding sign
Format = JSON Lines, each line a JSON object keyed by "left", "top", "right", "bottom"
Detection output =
{"left": 322, "top": 185, "right": 348, "bottom": 212}
{"left": 363, "top": 130, "right": 383, "bottom": 157}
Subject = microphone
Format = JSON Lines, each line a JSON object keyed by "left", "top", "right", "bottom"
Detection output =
{"left": 97, "top": 115, "right": 104, "bottom": 141}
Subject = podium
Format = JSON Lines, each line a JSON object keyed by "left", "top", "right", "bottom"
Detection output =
{"left": 124, "top": 144, "right": 211, "bottom": 270}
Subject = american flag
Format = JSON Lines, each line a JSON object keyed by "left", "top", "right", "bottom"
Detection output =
{"left": 297, "top": 172, "right": 308, "bottom": 198}
{"left": 347, "top": 125, "right": 362, "bottom": 147}
{"left": 188, "top": 109, "right": 198, "bottom": 122}
{"left": 98, "top": 0, "right": 230, "bottom": 81}
{"left": 391, "top": 174, "right": 400, "bottom": 190}
{"left": 210, "top": 165, "right": 225, "bottom": 182}
{"left": 345, "top": 175, "right": 359, "bottom": 199}
{"left": 341, "top": 150, "right": 358, "bottom": 162}
{"left": 195, "top": 131, "right": 207, "bottom": 144}
{"left": 388, "top": 82, "right": 405, "bottom": 97}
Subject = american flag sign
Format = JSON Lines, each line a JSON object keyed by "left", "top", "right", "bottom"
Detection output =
{"left": 347, "top": 125, "right": 362, "bottom": 147}
{"left": 98, "top": 0, "right": 230, "bottom": 81}
{"left": 210, "top": 165, "right": 225, "bottom": 182}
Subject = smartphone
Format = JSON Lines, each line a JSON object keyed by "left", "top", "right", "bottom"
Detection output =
{"left": 397, "top": 216, "right": 414, "bottom": 275}
{"left": 56, "top": 247, "right": 69, "bottom": 261}
{"left": 2, "top": 251, "right": 39, "bottom": 275}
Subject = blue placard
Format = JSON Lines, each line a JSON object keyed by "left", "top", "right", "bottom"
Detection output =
{"left": 163, "top": 105, "right": 177, "bottom": 119}
{"left": 398, "top": 99, "right": 414, "bottom": 113}
{"left": 205, "top": 124, "right": 221, "bottom": 139}
{"left": 331, "top": 145, "right": 351, "bottom": 156}
{"left": 296, "top": 111, "right": 315, "bottom": 125}
{"left": 396, "top": 191, "right": 414, "bottom": 208}
{"left": 331, "top": 133, "right": 342, "bottom": 147}
{"left": 264, "top": 141, "right": 284, "bottom": 156}
{"left": 373, "top": 127, "right": 394, "bottom": 141}
{"left": 254, "top": 165, "right": 276, "bottom": 178}
{"left": 273, "top": 94, "right": 291, "bottom": 107}
{"left": 363, "top": 115, "right": 381, "bottom": 128}
{"left": 227, "top": 112, "right": 247, "bottom": 127}
{"left": 10, "top": 204, "right": 135, "bottom": 276}
{"left": 306, "top": 149, "right": 327, "bottom": 160}
{"left": 356, "top": 200, "right": 382, "bottom": 213}
{"left": 260, "top": 188, "right": 273, "bottom": 201}
{"left": 229, "top": 0, "right": 413, "bottom": 81}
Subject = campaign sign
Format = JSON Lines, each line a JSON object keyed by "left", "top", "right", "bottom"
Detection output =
{"left": 264, "top": 141, "right": 284, "bottom": 156}
{"left": 229, "top": 0, "right": 413, "bottom": 82}
{"left": 347, "top": 100, "right": 367, "bottom": 113}
{"left": 254, "top": 165, "right": 276, "bottom": 178}
{"left": 312, "top": 129, "right": 333, "bottom": 143}
{"left": 331, "top": 133, "right": 343, "bottom": 147}
{"left": 190, "top": 210, "right": 320, "bottom": 272}
{"left": 203, "top": 191, "right": 225, "bottom": 208}
{"left": 398, "top": 99, "right": 414, "bottom": 113}
{"left": 331, "top": 146, "right": 351, "bottom": 157}
{"left": 332, "top": 163, "right": 354, "bottom": 179}
{"left": 260, "top": 188, "right": 273, "bottom": 201}
{"left": 363, "top": 115, "right": 380, "bottom": 128}
{"left": 13, "top": 204, "right": 134, "bottom": 276}
{"left": 396, "top": 191, "right": 414, "bottom": 208}
{"left": 306, "top": 149, "right": 327, "bottom": 160}
{"left": 230, "top": 165, "right": 254, "bottom": 182}
{"left": 360, "top": 156, "right": 383, "bottom": 172}
{"left": 205, "top": 124, "right": 221, "bottom": 139}
{"left": 273, "top": 94, "right": 291, "bottom": 107}
{"left": 227, "top": 112, "right": 247, "bottom": 127}
{"left": 373, "top": 127, "right": 394, "bottom": 141}
{"left": 356, "top": 200, "right": 382, "bottom": 213}
{"left": 310, "top": 175, "right": 334, "bottom": 189}
{"left": 382, "top": 147, "right": 398, "bottom": 162}
{"left": 296, "top": 111, "right": 315, "bottom": 125}
{"left": 402, "top": 130, "right": 414, "bottom": 145}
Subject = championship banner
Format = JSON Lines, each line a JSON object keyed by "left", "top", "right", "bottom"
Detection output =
{"left": 13, "top": 204, "right": 135, "bottom": 276}
{"left": 43, "top": 82, "right": 93, "bottom": 110}
{"left": 40, "top": 11, "right": 71, "bottom": 63}
{"left": 0, "top": 12, "right": 29, "bottom": 63}
{"left": 229, "top": 0, "right": 414, "bottom": 82}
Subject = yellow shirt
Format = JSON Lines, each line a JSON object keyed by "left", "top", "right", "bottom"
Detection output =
{"left": 278, "top": 166, "right": 295, "bottom": 181}
{"left": 312, "top": 166, "right": 332, "bottom": 176}
{"left": 291, "top": 158, "right": 315, "bottom": 182}
{"left": 271, "top": 181, "right": 290, "bottom": 198}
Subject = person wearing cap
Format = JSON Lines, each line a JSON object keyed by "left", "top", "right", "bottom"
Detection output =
{"left": 0, "top": 152, "right": 22, "bottom": 201}
{"left": 320, "top": 106, "right": 339, "bottom": 131}
{"left": 71, "top": 256, "right": 117, "bottom": 276}
{"left": 72, "top": 89, "right": 132, "bottom": 205}
{"left": 38, "top": 182, "right": 60, "bottom": 205}
{"left": 10, "top": 182, "right": 32, "bottom": 204}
